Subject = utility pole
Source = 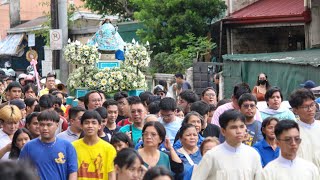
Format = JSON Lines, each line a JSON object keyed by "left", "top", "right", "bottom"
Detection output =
{"left": 58, "top": 0, "right": 69, "bottom": 83}
{"left": 51, "top": 0, "right": 59, "bottom": 70}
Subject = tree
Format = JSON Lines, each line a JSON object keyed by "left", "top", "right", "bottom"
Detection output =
{"left": 82, "top": 0, "right": 135, "bottom": 18}
{"left": 132, "top": 0, "right": 226, "bottom": 54}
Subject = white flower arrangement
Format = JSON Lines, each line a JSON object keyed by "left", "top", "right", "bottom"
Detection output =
{"left": 67, "top": 66, "right": 99, "bottom": 92}
{"left": 124, "top": 42, "right": 150, "bottom": 68}
{"left": 89, "top": 65, "right": 147, "bottom": 94}
{"left": 63, "top": 40, "right": 99, "bottom": 66}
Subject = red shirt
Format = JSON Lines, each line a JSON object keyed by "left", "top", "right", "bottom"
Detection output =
{"left": 116, "top": 118, "right": 132, "bottom": 127}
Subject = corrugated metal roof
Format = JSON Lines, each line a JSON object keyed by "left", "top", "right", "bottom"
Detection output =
{"left": 224, "top": 0, "right": 309, "bottom": 24}
{"left": 223, "top": 49, "right": 320, "bottom": 67}
{"left": 0, "top": 34, "right": 24, "bottom": 56}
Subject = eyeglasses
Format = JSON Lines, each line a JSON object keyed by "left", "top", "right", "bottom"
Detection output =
{"left": 142, "top": 132, "right": 158, "bottom": 138}
{"left": 278, "top": 137, "right": 302, "bottom": 145}
{"left": 242, "top": 104, "right": 256, "bottom": 109}
{"left": 204, "top": 93, "right": 216, "bottom": 97}
{"left": 299, "top": 102, "right": 316, "bottom": 111}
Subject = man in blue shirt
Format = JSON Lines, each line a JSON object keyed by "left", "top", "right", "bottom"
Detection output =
{"left": 238, "top": 93, "right": 264, "bottom": 146}
{"left": 19, "top": 110, "right": 78, "bottom": 180}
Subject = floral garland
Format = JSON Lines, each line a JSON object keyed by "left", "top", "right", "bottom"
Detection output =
{"left": 89, "top": 65, "right": 147, "bottom": 94}
{"left": 63, "top": 40, "right": 99, "bottom": 66}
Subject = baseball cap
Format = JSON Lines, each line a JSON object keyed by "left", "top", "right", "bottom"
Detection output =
{"left": 300, "top": 80, "right": 316, "bottom": 89}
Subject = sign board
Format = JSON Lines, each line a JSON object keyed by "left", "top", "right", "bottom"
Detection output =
{"left": 50, "top": 29, "right": 62, "bottom": 50}
{"left": 28, "top": 34, "right": 35, "bottom": 47}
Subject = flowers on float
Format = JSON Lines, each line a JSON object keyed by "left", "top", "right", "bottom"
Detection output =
{"left": 124, "top": 42, "right": 150, "bottom": 68}
{"left": 64, "top": 40, "right": 100, "bottom": 66}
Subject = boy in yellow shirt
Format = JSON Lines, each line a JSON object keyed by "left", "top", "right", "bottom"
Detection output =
{"left": 73, "top": 110, "right": 116, "bottom": 180}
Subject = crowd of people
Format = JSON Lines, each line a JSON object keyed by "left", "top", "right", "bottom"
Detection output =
{"left": 0, "top": 71, "right": 319, "bottom": 180}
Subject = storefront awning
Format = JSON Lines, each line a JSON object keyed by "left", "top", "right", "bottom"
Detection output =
{"left": 0, "top": 34, "right": 25, "bottom": 56}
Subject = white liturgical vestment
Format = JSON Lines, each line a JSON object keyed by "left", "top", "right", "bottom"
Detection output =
{"left": 191, "top": 142, "right": 262, "bottom": 180}
{"left": 257, "top": 155, "right": 319, "bottom": 180}
{"left": 297, "top": 120, "right": 320, "bottom": 170}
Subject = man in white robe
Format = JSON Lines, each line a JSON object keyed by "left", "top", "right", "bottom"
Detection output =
{"left": 257, "top": 120, "right": 319, "bottom": 180}
{"left": 192, "top": 109, "right": 262, "bottom": 180}
{"left": 288, "top": 88, "right": 320, "bottom": 169}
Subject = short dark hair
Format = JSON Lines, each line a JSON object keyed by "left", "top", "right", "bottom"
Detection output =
{"left": 182, "top": 111, "right": 204, "bottom": 126}
{"left": 6, "top": 81, "right": 22, "bottom": 92}
{"left": 0, "top": 161, "right": 37, "bottom": 180}
{"left": 159, "top": 97, "right": 176, "bottom": 111}
{"left": 114, "top": 91, "right": 128, "bottom": 101}
{"left": 126, "top": 96, "right": 141, "bottom": 106}
{"left": 274, "top": 120, "right": 299, "bottom": 139}
{"left": 139, "top": 91, "right": 153, "bottom": 104}
{"left": 265, "top": 87, "right": 283, "bottom": 103}
{"left": 217, "top": 99, "right": 231, "bottom": 108}
{"left": 289, "top": 88, "right": 315, "bottom": 108}
{"left": 238, "top": 93, "right": 257, "bottom": 107}
{"left": 261, "top": 117, "right": 279, "bottom": 139}
{"left": 148, "top": 101, "right": 160, "bottom": 115}
{"left": 25, "top": 112, "right": 40, "bottom": 125}
{"left": 143, "top": 166, "right": 174, "bottom": 180}
{"left": 190, "top": 101, "right": 209, "bottom": 116}
{"left": 179, "top": 90, "right": 199, "bottom": 103}
{"left": 175, "top": 73, "right": 183, "bottom": 79}
{"left": 201, "top": 87, "right": 216, "bottom": 97}
{"left": 84, "top": 91, "right": 101, "bottom": 109}
{"left": 24, "top": 98, "right": 38, "bottom": 108}
{"left": 219, "top": 109, "right": 245, "bottom": 129}
{"left": 110, "top": 132, "right": 134, "bottom": 148}
{"left": 37, "top": 110, "right": 60, "bottom": 123}
{"left": 23, "top": 84, "right": 38, "bottom": 95}
{"left": 80, "top": 110, "right": 102, "bottom": 124}
{"left": 209, "top": 104, "right": 216, "bottom": 112}
{"left": 46, "top": 74, "right": 55, "bottom": 81}
{"left": 95, "top": 107, "right": 108, "bottom": 119}
{"left": 179, "top": 124, "right": 196, "bottom": 139}
{"left": 114, "top": 148, "right": 143, "bottom": 169}
{"left": 147, "top": 95, "right": 161, "bottom": 105}
{"left": 69, "top": 106, "right": 85, "bottom": 120}
{"left": 142, "top": 121, "right": 166, "bottom": 145}
{"left": 39, "top": 94, "right": 55, "bottom": 109}
{"left": 233, "top": 83, "right": 251, "bottom": 99}
{"left": 102, "top": 99, "right": 118, "bottom": 109}
{"left": 53, "top": 96, "right": 62, "bottom": 106}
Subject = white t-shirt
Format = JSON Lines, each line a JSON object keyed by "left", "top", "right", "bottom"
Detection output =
{"left": 0, "top": 129, "right": 12, "bottom": 160}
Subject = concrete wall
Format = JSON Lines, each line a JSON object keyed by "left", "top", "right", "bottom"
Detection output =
{"left": 308, "top": 2, "right": 320, "bottom": 48}
{"left": 0, "top": 0, "right": 87, "bottom": 40}
{"left": 229, "top": 0, "right": 259, "bottom": 14}
{"left": 230, "top": 26, "right": 305, "bottom": 54}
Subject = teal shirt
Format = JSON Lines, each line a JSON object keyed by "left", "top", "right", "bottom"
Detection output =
{"left": 143, "top": 151, "right": 171, "bottom": 170}
{"left": 119, "top": 124, "right": 142, "bottom": 145}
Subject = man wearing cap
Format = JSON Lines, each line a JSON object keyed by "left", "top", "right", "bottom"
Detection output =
{"left": 153, "top": 85, "right": 167, "bottom": 99}
{"left": 300, "top": 80, "right": 316, "bottom": 89}
{"left": 39, "top": 73, "right": 56, "bottom": 96}
{"left": 5, "top": 82, "right": 23, "bottom": 101}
